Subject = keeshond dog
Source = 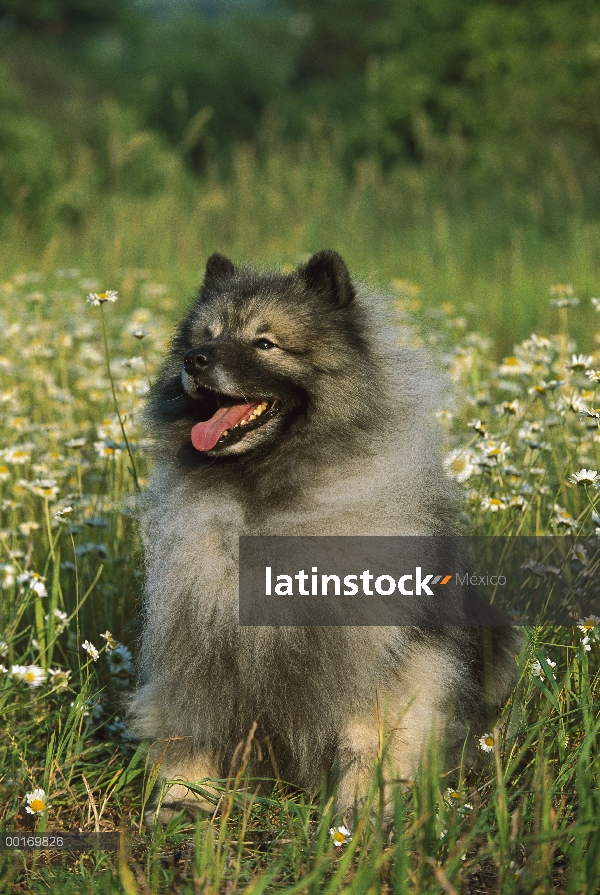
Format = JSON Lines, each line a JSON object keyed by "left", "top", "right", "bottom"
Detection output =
{"left": 130, "top": 250, "right": 519, "bottom": 824}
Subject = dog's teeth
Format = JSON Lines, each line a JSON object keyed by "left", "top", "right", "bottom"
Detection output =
{"left": 221, "top": 429, "right": 230, "bottom": 438}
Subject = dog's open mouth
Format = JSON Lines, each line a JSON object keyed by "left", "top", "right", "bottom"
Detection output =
{"left": 191, "top": 394, "right": 280, "bottom": 451}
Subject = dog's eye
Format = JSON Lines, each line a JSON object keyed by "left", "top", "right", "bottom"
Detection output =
{"left": 254, "top": 338, "right": 276, "bottom": 350}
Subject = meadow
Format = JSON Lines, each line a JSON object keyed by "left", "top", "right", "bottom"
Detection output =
{"left": 0, "top": 161, "right": 599, "bottom": 893}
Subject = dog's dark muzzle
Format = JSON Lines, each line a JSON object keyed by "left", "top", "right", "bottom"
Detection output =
{"left": 184, "top": 347, "right": 214, "bottom": 373}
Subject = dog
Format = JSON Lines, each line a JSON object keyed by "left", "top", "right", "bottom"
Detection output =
{"left": 129, "top": 250, "right": 519, "bottom": 824}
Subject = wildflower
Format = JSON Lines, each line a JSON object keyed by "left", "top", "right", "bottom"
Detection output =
{"left": 3, "top": 447, "right": 31, "bottom": 465}
{"left": 567, "top": 354, "right": 594, "bottom": 372}
{"left": 529, "top": 379, "right": 565, "bottom": 395}
{"left": 444, "top": 449, "right": 478, "bottom": 483}
{"left": 577, "top": 615, "right": 600, "bottom": 635}
{"left": 531, "top": 657, "right": 557, "bottom": 679}
{"left": 94, "top": 440, "right": 123, "bottom": 458}
{"left": 481, "top": 496, "right": 507, "bottom": 512}
{"left": 478, "top": 733, "right": 495, "bottom": 753}
{"left": 509, "top": 495, "right": 527, "bottom": 510}
{"left": 66, "top": 437, "right": 86, "bottom": 449}
{"left": 499, "top": 356, "right": 532, "bottom": 376}
{"left": 101, "top": 630, "right": 117, "bottom": 651}
{"left": 131, "top": 328, "right": 150, "bottom": 340}
{"left": 25, "top": 789, "right": 50, "bottom": 815}
{"left": 86, "top": 290, "right": 118, "bottom": 306}
{"left": 29, "top": 479, "right": 59, "bottom": 500}
{"left": 590, "top": 297, "right": 600, "bottom": 311}
{"left": 0, "top": 664, "right": 6, "bottom": 673}
{"left": 586, "top": 370, "right": 600, "bottom": 382}
{"left": 509, "top": 861, "right": 523, "bottom": 882}
{"left": 54, "top": 506, "right": 73, "bottom": 524}
{"left": 481, "top": 440, "right": 511, "bottom": 463}
{"left": 569, "top": 469, "right": 599, "bottom": 486}
{"left": 106, "top": 644, "right": 133, "bottom": 681}
{"left": 82, "top": 640, "right": 99, "bottom": 661}
{"left": 468, "top": 419, "right": 488, "bottom": 437}
{"left": 553, "top": 508, "right": 577, "bottom": 530}
{"left": 582, "top": 636, "right": 592, "bottom": 652}
{"left": 445, "top": 787, "right": 462, "bottom": 804}
{"left": 1, "top": 565, "right": 15, "bottom": 589}
{"left": 550, "top": 283, "right": 578, "bottom": 308}
{"left": 11, "top": 664, "right": 47, "bottom": 687}
{"left": 499, "top": 399, "right": 520, "bottom": 415}
{"left": 45, "top": 608, "right": 68, "bottom": 632}
{"left": 570, "top": 543, "right": 588, "bottom": 564}
{"left": 330, "top": 825, "right": 352, "bottom": 847}
{"left": 48, "top": 668, "right": 71, "bottom": 689}
{"left": 0, "top": 465, "right": 9, "bottom": 481}
{"left": 17, "top": 572, "right": 47, "bottom": 598}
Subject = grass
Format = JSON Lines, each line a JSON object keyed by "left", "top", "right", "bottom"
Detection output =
{"left": 0, "top": 159, "right": 599, "bottom": 892}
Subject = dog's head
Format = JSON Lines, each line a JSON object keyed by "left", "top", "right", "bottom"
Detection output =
{"left": 150, "top": 250, "right": 376, "bottom": 460}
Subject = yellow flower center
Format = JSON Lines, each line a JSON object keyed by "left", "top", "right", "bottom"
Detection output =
{"left": 333, "top": 831, "right": 346, "bottom": 842}
{"left": 30, "top": 798, "right": 45, "bottom": 812}
{"left": 485, "top": 736, "right": 494, "bottom": 747}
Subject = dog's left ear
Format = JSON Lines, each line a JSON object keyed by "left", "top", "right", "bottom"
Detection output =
{"left": 299, "top": 250, "right": 355, "bottom": 308}
{"left": 204, "top": 253, "right": 236, "bottom": 284}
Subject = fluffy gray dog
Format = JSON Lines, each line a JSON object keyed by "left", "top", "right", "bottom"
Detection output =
{"left": 130, "top": 250, "right": 518, "bottom": 824}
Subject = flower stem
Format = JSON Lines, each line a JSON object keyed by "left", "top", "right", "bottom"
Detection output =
{"left": 100, "top": 305, "right": 139, "bottom": 491}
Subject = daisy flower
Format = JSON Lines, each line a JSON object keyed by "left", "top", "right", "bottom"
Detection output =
{"left": 570, "top": 543, "right": 588, "bottom": 564}
{"left": 577, "top": 615, "right": 600, "bottom": 635}
{"left": 101, "top": 630, "right": 117, "bottom": 651}
{"left": 82, "top": 640, "right": 99, "bottom": 661}
{"left": 48, "top": 668, "right": 71, "bottom": 689}
{"left": 478, "top": 733, "right": 495, "bottom": 753}
{"left": 86, "top": 290, "right": 118, "bottom": 306}
{"left": 531, "top": 657, "right": 557, "bottom": 679}
{"left": 11, "top": 664, "right": 47, "bottom": 687}
{"left": 569, "top": 469, "right": 598, "bottom": 486}
{"left": 480, "top": 496, "right": 507, "bottom": 512}
{"left": 444, "top": 449, "right": 478, "bottom": 483}
{"left": 330, "top": 825, "right": 352, "bottom": 847}
{"left": 567, "top": 354, "right": 594, "bottom": 372}
{"left": 54, "top": 506, "right": 73, "bottom": 523}
{"left": 25, "top": 788, "right": 50, "bottom": 814}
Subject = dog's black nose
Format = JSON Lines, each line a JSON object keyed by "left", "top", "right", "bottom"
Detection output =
{"left": 184, "top": 348, "right": 214, "bottom": 372}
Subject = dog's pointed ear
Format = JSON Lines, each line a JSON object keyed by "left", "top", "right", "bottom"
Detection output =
{"left": 299, "top": 250, "right": 355, "bottom": 307}
{"left": 204, "top": 253, "right": 236, "bottom": 283}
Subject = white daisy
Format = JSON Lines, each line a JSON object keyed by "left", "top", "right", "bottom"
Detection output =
{"left": 25, "top": 788, "right": 50, "bottom": 814}
{"left": 567, "top": 354, "right": 594, "bottom": 372}
{"left": 569, "top": 469, "right": 599, "bottom": 486}
{"left": 444, "top": 449, "right": 478, "bottom": 483}
{"left": 531, "top": 657, "right": 557, "bottom": 679}
{"left": 86, "top": 290, "right": 118, "bottom": 306}
{"left": 82, "top": 640, "right": 99, "bottom": 661}
{"left": 330, "top": 825, "right": 352, "bottom": 847}
{"left": 11, "top": 664, "right": 47, "bottom": 687}
{"left": 478, "top": 733, "right": 495, "bottom": 753}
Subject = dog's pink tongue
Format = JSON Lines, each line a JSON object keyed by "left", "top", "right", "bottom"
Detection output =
{"left": 191, "top": 402, "right": 258, "bottom": 451}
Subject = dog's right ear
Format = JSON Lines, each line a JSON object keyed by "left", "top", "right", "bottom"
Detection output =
{"left": 204, "top": 253, "right": 236, "bottom": 284}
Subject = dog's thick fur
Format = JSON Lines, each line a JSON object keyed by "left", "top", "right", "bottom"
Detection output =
{"left": 130, "top": 251, "right": 519, "bottom": 823}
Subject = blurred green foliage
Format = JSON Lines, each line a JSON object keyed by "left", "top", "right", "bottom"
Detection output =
{"left": 1, "top": 0, "right": 600, "bottom": 227}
